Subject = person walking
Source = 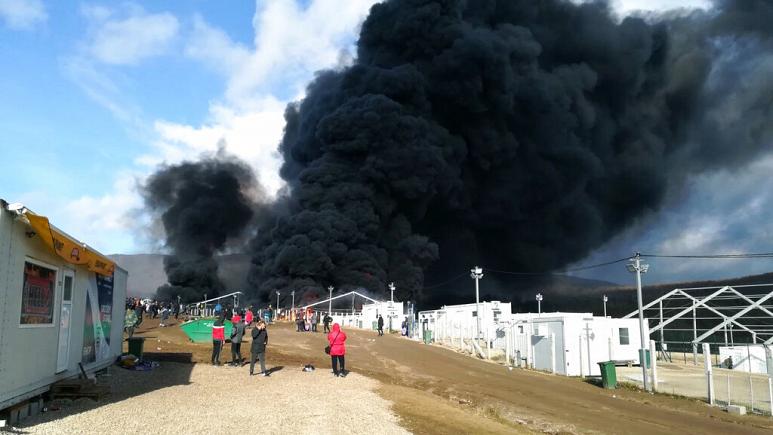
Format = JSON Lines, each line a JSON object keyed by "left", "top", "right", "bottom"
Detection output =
{"left": 250, "top": 320, "right": 269, "bottom": 376}
{"left": 245, "top": 306, "right": 254, "bottom": 327}
{"left": 327, "top": 323, "right": 347, "bottom": 377}
{"left": 230, "top": 315, "right": 246, "bottom": 366}
{"left": 323, "top": 313, "right": 332, "bottom": 333}
{"left": 377, "top": 315, "right": 384, "bottom": 336}
{"left": 212, "top": 317, "right": 225, "bottom": 365}
{"left": 134, "top": 301, "right": 144, "bottom": 327}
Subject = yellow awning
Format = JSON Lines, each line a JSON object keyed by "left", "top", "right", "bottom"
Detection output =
{"left": 26, "top": 213, "right": 115, "bottom": 276}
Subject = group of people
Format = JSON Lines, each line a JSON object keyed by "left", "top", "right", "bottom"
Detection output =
{"left": 293, "top": 310, "right": 333, "bottom": 333}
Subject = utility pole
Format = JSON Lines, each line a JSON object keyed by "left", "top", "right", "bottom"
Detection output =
{"left": 603, "top": 294, "right": 608, "bottom": 318}
{"left": 389, "top": 282, "right": 395, "bottom": 304}
{"left": 275, "top": 291, "right": 280, "bottom": 319}
{"left": 536, "top": 293, "right": 543, "bottom": 316}
{"left": 627, "top": 252, "right": 651, "bottom": 392}
{"left": 470, "top": 267, "right": 483, "bottom": 340}
{"left": 291, "top": 290, "right": 295, "bottom": 312}
{"left": 328, "top": 286, "right": 333, "bottom": 314}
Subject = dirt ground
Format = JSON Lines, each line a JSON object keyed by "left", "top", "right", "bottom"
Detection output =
{"left": 94, "top": 318, "right": 773, "bottom": 433}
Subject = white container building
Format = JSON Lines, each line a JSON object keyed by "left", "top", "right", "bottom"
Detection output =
{"left": 509, "top": 312, "right": 648, "bottom": 376}
{"left": 0, "top": 201, "right": 127, "bottom": 411}
{"left": 419, "top": 301, "right": 512, "bottom": 345}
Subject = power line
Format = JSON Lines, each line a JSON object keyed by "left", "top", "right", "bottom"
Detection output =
{"left": 641, "top": 252, "right": 773, "bottom": 259}
{"left": 486, "top": 256, "right": 631, "bottom": 276}
{"left": 423, "top": 272, "right": 468, "bottom": 289}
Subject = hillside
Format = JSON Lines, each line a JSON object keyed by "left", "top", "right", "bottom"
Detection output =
{"left": 109, "top": 253, "right": 251, "bottom": 298}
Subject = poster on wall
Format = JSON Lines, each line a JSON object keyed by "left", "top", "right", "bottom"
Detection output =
{"left": 82, "top": 272, "right": 114, "bottom": 364}
{"left": 20, "top": 261, "right": 56, "bottom": 325}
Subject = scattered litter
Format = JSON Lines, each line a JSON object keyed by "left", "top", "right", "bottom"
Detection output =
{"left": 302, "top": 364, "right": 315, "bottom": 372}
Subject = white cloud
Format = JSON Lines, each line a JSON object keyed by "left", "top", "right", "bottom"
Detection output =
{"left": 0, "top": 0, "right": 46, "bottom": 30}
{"left": 83, "top": 3, "right": 179, "bottom": 65}
{"left": 142, "top": 97, "right": 287, "bottom": 195}
{"left": 146, "top": 0, "right": 379, "bottom": 197}
{"left": 186, "top": 0, "right": 377, "bottom": 109}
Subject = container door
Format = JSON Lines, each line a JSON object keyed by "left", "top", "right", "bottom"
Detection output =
{"left": 56, "top": 269, "right": 74, "bottom": 372}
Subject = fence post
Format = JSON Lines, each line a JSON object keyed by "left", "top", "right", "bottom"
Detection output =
{"left": 748, "top": 345, "right": 755, "bottom": 413}
{"left": 505, "top": 326, "right": 511, "bottom": 366}
{"left": 704, "top": 343, "right": 715, "bottom": 406}
{"left": 650, "top": 340, "right": 658, "bottom": 392}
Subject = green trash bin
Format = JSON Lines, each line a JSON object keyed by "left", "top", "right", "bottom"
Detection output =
{"left": 423, "top": 330, "right": 433, "bottom": 344}
{"left": 638, "top": 349, "right": 651, "bottom": 368}
{"left": 127, "top": 337, "right": 145, "bottom": 359}
{"left": 597, "top": 361, "right": 617, "bottom": 389}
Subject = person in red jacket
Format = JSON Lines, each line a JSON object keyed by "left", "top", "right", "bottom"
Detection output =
{"left": 244, "top": 307, "right": 254, "bottom": 326}
{"left": 327, "top": 323, "right": 347, "bottom": 377}
{"left": 212, "top": 318, "right": 225, "bottom": 365}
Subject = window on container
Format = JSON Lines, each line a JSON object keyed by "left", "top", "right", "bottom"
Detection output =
{"left": 619, "top": 327, "right": 630, "bottom": 345}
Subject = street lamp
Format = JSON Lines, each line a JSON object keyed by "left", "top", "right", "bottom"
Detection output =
{"left": 470, "top": 266, "right": 483, "bottom": 339}
{"left": 291, "top": 290, "right": 295, "bottom": 312}
{"left": 275, "top": 291, "right": 280, "bottom": 319}
{"left": 389, "top": 282, "right": 396, "bottom": 304}
{"left": 603, "top": 295, "right": 608, "bottom": 318}
{"left": 626, "top": 252, "right": 650, "bottom": 392}
{"left": 328, "top": 286, "right": 334, "bottom": 314}
{"left": 536, "top": 293, "right": 543, "bottom": 316}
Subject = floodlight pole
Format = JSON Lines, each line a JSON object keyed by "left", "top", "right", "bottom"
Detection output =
{"left": 628, "top": 252, "right": 650, "bottom": 392}
{"left": 389, "top": 282, "right": 395, "bottom": 304}
{"left": 470, "top": 267, "right": 483, "bottom": 340}
{"left": 536, "top": 293, "right": 543, "bottom": 317}
{"left": 275, "top": 291, "right": 280, "bottom": 318}
{"left": 603, "top": 295, "right": 608, "bottom": 318}
{"left": 328, "top": 286, "right": 333, "bottom": 314}
{"left": 291, "top": 291, "right": 295, "bottom": 312}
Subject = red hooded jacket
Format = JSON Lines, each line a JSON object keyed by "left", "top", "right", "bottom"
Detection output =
{"left": 212, "top": 319, "right": 225, "bottom": 341}
{"left": 327, "top": 323, "right": 347, "bottom": 356}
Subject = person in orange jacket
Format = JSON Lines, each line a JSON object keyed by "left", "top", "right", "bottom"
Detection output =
{"left": 327, "top": 323, "right": 347, "bottom": 377}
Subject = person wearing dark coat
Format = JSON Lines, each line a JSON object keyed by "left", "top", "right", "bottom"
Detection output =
{"left": 230, "top": 318, "right": 246, "bottom": 366}
{"left": 250, "top": 320, "right": 269, "bottom": 376}
{"left": 323, "top": 313, "right": 332, "bottom": 333}
{"left": 377, "top": 315, "right": 384, "bottom": 336}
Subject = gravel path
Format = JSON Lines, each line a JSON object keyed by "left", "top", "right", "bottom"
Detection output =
{"left": 19, "top": 362, "right": 410, "bottom": 435}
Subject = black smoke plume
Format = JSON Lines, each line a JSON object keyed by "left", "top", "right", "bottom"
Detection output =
{"left": 246, "top": 0, "right": 773, "bottom": 307}
{"left": 144, "top": 151, "right": 257, "bottom": 303}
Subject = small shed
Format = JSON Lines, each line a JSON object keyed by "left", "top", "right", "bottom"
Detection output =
{"left": 361, "top": 301, "right": 405, "bottom": 331}
{"left": 510, "top": 312, "right": 647, "bottom": 376}
{"left": 419, "top": 301, "right": 512, "bottom": 343}
{"left": 0, "top": 201, "right": 127, "bottom": 411}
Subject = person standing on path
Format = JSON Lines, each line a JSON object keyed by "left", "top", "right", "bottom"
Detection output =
{"left": 323, "top": 313, "right": 332, "bottom": 333}
{"left": 377, "top": 315, "right": 384, "bottom": 336}
{"left": 230, "top": 316, "right": 246, "bottom": 366}
{"left": 327, "top": 323, "right": 347, "bottom": 377}
{"left": 312, "top": 310, "right": 318, "bottom": 332}
{"left": 212, "top": 317, "right": 225, "bottom": 365}
{"left": 250, "top": 320, "right": 269, "bottom": 376}
{"left": 245, "top": 306, "right": 254, "bottom": 327}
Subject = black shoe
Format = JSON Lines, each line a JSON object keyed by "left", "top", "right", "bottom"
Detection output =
{"left": 250, "top": 372, "right": 255, "bottom": 376}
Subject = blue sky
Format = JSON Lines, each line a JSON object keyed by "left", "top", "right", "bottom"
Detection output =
{"left": 8, "top": 0, "right": 773, "bottom": 286}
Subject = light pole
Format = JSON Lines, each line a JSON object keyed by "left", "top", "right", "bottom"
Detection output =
{"left": 603, "top": 295, "right": 608, "bottom": 318}
{"left": 389, "top": 282, "right": 395, "bottom": 304}
{"left": 536, "top": 293, "right": 543, "bottom": 316}
{"left": 627, "top": 252, "right": 651, "bottom": 392}
{"left": 328, "top": 286, "right": 333, "bottom": 314}
{"left": 291, "top": 291, "right": 295, "bottom": 312}
{"left": 275, "top": 291, "right": 280, "bottom": 319}
{"left": 470, "top": 266, "right": 483, "bottom": 339}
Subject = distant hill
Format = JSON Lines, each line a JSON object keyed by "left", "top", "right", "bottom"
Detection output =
{"left": 109, "top": 253, "right": 251, "bottom": 298}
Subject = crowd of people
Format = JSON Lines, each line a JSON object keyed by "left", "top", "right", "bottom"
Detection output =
{"left": 123, "top": 296, "right": 356, "bottom": 378}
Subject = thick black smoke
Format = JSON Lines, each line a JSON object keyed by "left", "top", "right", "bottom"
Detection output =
{"left": 144, "top": 151, "right": 257, "bottom": 303}
{"left": 247, "top": 0, "right": 773, "bottom": 306}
